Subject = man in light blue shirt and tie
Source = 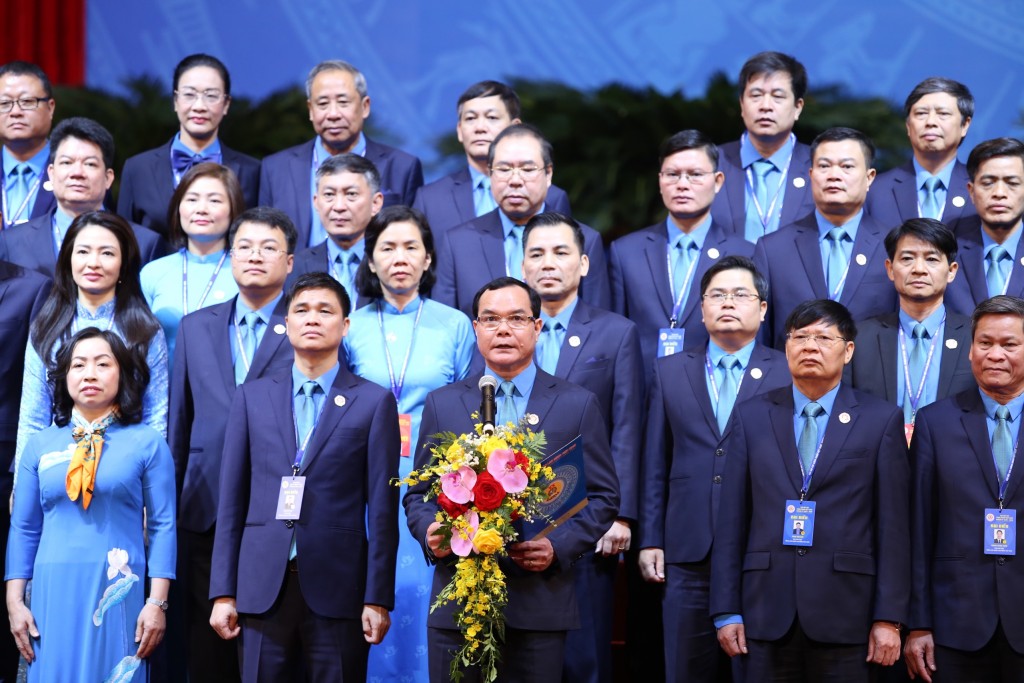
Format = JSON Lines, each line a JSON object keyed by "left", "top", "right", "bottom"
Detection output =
{"left": 0, "top": 61, "right": 56, "bottom": 228}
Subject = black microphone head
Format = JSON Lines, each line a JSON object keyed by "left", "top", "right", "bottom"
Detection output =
{"left": 478, "top": 375, "right": 498, "bottom": 391}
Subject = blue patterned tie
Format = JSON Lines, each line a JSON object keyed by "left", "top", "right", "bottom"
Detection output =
{"left": 296, "top": 380, "right": 320, "bottom": 451}
{"left": 994, "top": 405, "right": 1013, "bottom": 482}
{"left": 537, "top": 321, "right": 562, "bottom": 374}
{"left": 798, "top": 402, "right": 824, "bottom": 474}
{"left": 716, "top": 355, "right": 740, "bottom": 433}
{"left": 904, "top": 324, "right": 928, "bottom": 423}
{"left": 673, "top": 235, "right": 696, "bottom": 304}
{"left": 506, "top": 225, "right": 524, "bottom": 279}
{"left": 920, "top": 176, "right": 942, "bottom": 219}
{"left": 6, "top": 164, "right": 31, "bottom": 222}
{"left": 497, "top": 380, "right": 518, "bottom": 426}
{"left": 234, "top": 311, "right": 261, "bottom": 385}
{"left": 986, "top": 246, "right": 1009, "bottom": 297}
{"left": 475, "top": 176, "right": 497, "bottom": 216}
{"left": 826, "top": 227, "right": 848, "bottom": 298}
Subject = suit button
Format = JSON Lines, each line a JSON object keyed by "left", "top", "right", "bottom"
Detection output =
{"left": 998, "top": 557, "right": 1007, "bottom": 566}
{"left": 797, "top": 549, "right": 807, "bottom": 556}
{"left": 285, "top": 520, "right": 294, "bottom": 529}
{"left": 712, "top": 475, "right": 722, "bottom": 484}
{"left": 715, "top": 449, "right": 724, "bottom": 457}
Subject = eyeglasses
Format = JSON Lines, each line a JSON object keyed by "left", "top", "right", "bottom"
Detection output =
{"left": 490, "top": 165, "right": 547, "bottom": 181}
{"left": 0, "top": 97, "right": 49, "bottom": 113}
{"left": 786, "top": 333, "right": 847, "bottom": 349}
{"left": 231, "top": 245, "right": 287, "bottom": 260}
{"left": 702, "top": 292, "right": 761, "bottom": 304}
{"left": 476, "top": 314, "right": 536, "bottom": 330}
{"left": 175, "top": 89, "right": 226, "bottom": 106}
{"left": 659, "top": 170, "right": 712, "bottom": 186}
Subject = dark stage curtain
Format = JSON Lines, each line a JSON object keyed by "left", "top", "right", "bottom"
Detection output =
{"left": 1, "top": 0, "right": 86, "bottom": 85}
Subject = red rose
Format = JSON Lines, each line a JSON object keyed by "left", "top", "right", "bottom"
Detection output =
{"left": 514, "top": 451, "right": 530, "bottom": 470}
{"left": 438, "top": 492, "right": 469, "bottom": 518}
{"left": 472, "top": 472, "right": 506, "bottom": 512}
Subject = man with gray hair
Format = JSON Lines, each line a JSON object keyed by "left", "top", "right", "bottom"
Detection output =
{"left": 259, "top": 60, "right": 422, "bottom": 247}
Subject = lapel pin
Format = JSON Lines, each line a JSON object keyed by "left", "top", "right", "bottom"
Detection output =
{"left": 793, "top": 177, "right": 805, "bottom": 189}
{"left": 43, "top": 180, "right": 53, "bottom": 192}
{"left": 946, "top": 338, "right": 958, "bottom": 349}
{"left": 1020, "top": 256, "right": 1024, "bottom": 267}
{"left": 952, "top": 196, "right": 965, "bottom": 208}
{"left": 213, "top": 290, "right": 225, "bottom": 300}
{"left": 274, "top": 324, "right": 286, "bottom": 335}
{"left": 749, "top": 367, "right": 763, "bottom": 379}
{"left": 335, "top": 395, "right": 346, "bottom": 407}
{"left": 707, "top": 247, "right": 720, "bottom": 259}
{"left": 569, "top": 335, "right": 581, "bottom": 347}
{"left": 855, "top": 254, "right": 867, "bottom": 266}
{"left": 527, "top": 413, "right": 539, "bottom": 425}
{"left": 839, "top": 412, "right": 851, "bottom": 424}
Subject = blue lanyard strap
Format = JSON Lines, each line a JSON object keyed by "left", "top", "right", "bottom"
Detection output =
{"left": 292, "top": 392, "right": 328, "bottom": 473}
{"left": 799, "top": 437, "right": 826, "bottom": 501}
{"left": 898, "top": 315, "right": 944, "bottom": 420}
{"left": 742, "top": 133, "right": 795, "bottom": 234}
{"left": 378, "top": 299, "right": 424, "bottom": 403}
{"left": 704, "top": 353, "right": 744, "bottom": 403}
{"left": 1, "top": 173, "right": 43, "bottom": 228}
{"left": 181, "top": 249, "right": 228, "bottom": 316}
{"left": 665, "top": 245, "right": 700, "bottom": 327}
{"left": 999, "top": 441, "right": 1019, "bottom": 509}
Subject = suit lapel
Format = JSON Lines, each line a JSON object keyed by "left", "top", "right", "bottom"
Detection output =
{"left": 451, "top": 169, "right": 476, "bottom": 225}
{"left": 30, "top": 214, "right": 58, "bottom": 272}
{"left": 1007, "top": 236, "right": 1024, "bottom": 298}
{"left": 937, "top": 317, "right": 969, "bottom": 397}
{"left": 738, "top": 345, "right": 785, "bottom": 402}
{"left": 961, "top": 392, "right": 1000, "bottom": 501}
{"left": 891, "top": 166, "right": 919, "bottom": 224}
{"left": 149, "top": 142, "right": 175, "bottom": 196}
{"left": 839, "top": 219, "right": 880, "bottom": 305}
{"left": 805, "top": 385, "right": 859, "bottom": 499}
{"left": 249, "top": 297, "right": 290, "bottom": 378}
{"left": 554, "top": 305, "right": 590, "bottom": 376}
{"left": 478, "top": 212, "right": 509, "bottom": 279}
{"left": 769, "top": 391, "right": 805, "bottom": 493}
{"left": 794, "top": 224, "right": 828, "bottom": 298}
{"left": 722, "top": 145, "right": 745, "bottom": 227}
{"left": 958, "top": 238, "right": 990, "bottom": 304}
{"left": 876, "top": 317, "right": 899, "bottom": 403}
{"left": 642, "top": 228, "right": 674, "bottom": 319}
{"left": 208, "top": 300, "right": 238, "bottom": 394}
{"left": 684, "top": 350, "right": 719, "bottom": 436}
{"left": 779, "top": 144, "right": 811, "bottom": 226}
{"left": 271, "top": 376, "right": 298, "bottom": 470}
{"left": 300, "top": 372, "right": 358, "bottom": 474}
{"left": 943, "top": 163, "right": 971, "bottom": 223}
{"left": 677, "top": 223, "right": 727, "bottom": 325}
{"left": 289, "top": 143, "right": 315, "bottom": 237}
{"left": 525, "top": 373, "right": 559, "bottom": 431}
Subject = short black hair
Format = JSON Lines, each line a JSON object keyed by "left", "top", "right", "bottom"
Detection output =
{"left": 738, "top": 51, "right": 808, "bottom": 101}
{"left": 48, "top": 117, "right": 115, "bottom": 169}
{"left": 0, "top": 61, "right": 53, "bottom": 98}
{"left": 972, "top": 295, "right": 1024, "bottom": 340}
{"left": 457, "top": 80, "right": 520, "bottom": 120}
{"left": 51, "top": 328, "right": 147, "bottom": 427}
{"left": 810, "top": 127, "right": 876, "bottom": 167}
{"left": 903, "top": 77, "right": 974, "bottom": 121}
{"left": 173, "top": 53, "right": 231, "bottom": 95}
{"left": 699, "top": 255, "right": 769, "bottom": 300}
{"left": 356, "top": 205, "right": 437, "bottom": 299}
{"left": 316, "top": 153, "right": 381, "bottom": 195}
{"left": 659, "top": 129, "right": 719, "bottom": 171}
{"left": 966, "top": 138, "right": 1024, "bottom": 182}
{"left": 228, "top": 206, "right": 298, "bottom": 255}
{"left": 784, "top": 299, "right": 857, "bottom": 342}
{"left": 522, "top": 212, "right": 585, "bottom": 255}
{"left": 487, "top": 123, "right": 552, "bottom": 169}
{"left": 286, "top": 271, "right": 351, "bottom": 318}
{"left": 883, "top": 218, "right": 958, "bottom": 264}
{"left": 471, "top": 277, "right": 541, "bottom": 319}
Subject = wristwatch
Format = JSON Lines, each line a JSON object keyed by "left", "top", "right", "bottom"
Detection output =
{"left": 146, "top": 597, "right": 169, "bottom": 611}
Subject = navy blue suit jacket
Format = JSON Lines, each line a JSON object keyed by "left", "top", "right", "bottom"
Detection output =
{"left": 116, "top": 139, "right": 261, "bottom": 238}
{"left": 258, "top": 138, "right": 424, "bottom": 247}
{"left": 412, "top": 166, "right": 572, "bottom": 238}
{"left": 710, "top": 139, "right": 816, "bottom": 240}
{"left": 609, "top": 220, "right": 754, "bottom": 376}
{"left": 910, "top": 390, "right": 1024, "bottom": 651}
{"left": 638, "top": 343, "right": 790, "bottom": 563}
{"left": 0, "top": 208, "right": 168, "bottom": 277}
{"left": 753, "top": 213, "right": 898, "bottom": 349}
{"left": 865, "top": 160, "right": 975, "bottom": 236}
{"left": 404, "top": 370, "right": 619, "bottom": 631}
{"left": 282, "top": 241, "right": 371, "bottom": 312}
{"left": 210, "top": 366, "right": 400, "bottom": 618}
{"left": 168, "top": 295, "right": 295, "bottom": 533}
{"left": 0, "top": 261, "right": 51, "bottom": 469}
{"left": 845, "top": 312, "right": 976, "bottom": 404}
{"left": 944, "top": 218, "right": 1024, "bottom": 316}
{"left": 710, "top": 383, "right": 910, "bottom": 644}
{"left": 432, "top": 209, "right": 610, "bottom": 316}
{"left": 0, "top": 153, "right": 55, "bottom": 221}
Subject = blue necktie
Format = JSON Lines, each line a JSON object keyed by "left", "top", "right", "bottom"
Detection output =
{"left": 920, "top": 176, "right": 942, "bottom": 219}
{"left": 986, "top": 246, "right": 1009, "bottom": 297}
{"left": 716, "top": 355, "right": 740, "bottom": 433}
{"left": 296, "top": 380, "right": 320, "bottom": 452}
{"left": 506, "top": 225, "right": 524, "bottom": 279}
{"left": 234, "top": 311, "right": 261, "bottom": 385}
{"left": 673, "top": 235, "right": 696, "bottom": 304}
{"left": 6, "top": 164, "right": 32, "bottom": 223}
{"left": 904, "top": 324, "right": 928, "bottom": 423}
{"left": 497, "top": 380, "right": 518, "bottom": 426}
{"left": 994, "top": 405, "right": 1013, "bottom": 482}
{"left": 333, "top": 253, "right": 359, "bottom": 304}
{"left": 798, "top": 402, "right": 824, "bottom": 474}
{"left": 475, "top": 176, "right": 497, "bottom": 216}
{"left": 537, "top": 321, "right": 563, "bottom": 375}
{"left": 826, "top": 227, "right": 848, "bottom": 298}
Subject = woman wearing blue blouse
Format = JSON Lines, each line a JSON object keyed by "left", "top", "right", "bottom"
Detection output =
{"left": 140, "top": 163, "right": 243, "bottom": 359}
{"left": 15, "top": 211, "right": 169, "bottom": 481}
{"left": 347, "top": 206, "right": 474, "bottom": 683}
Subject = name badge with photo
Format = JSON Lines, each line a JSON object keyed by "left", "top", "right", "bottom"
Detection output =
{"left": 276, "top": 476, "right": 306, "bottom": 520}
{"left": 657, "top": 328, "right": 685, "bottom": 357}
{"left": 783, "top": 499, "right": 815, "bottom": 547}
{"left": 984, "top": 508, "right": 1016, "bottom": 555}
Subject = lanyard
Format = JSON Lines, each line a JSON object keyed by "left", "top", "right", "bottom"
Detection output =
{"left": 705, "top": 353, "right": 745, "bottom": 403}
{"left": 378, "top": 299, "right": 424, "bottom": 403}
{"left": 1, "top": 172, "right": 42, "bottom": 228}
{"left": 743, "top": 133, "right": 794, "bottom": 235}
{"left": 292, "top": 390, "right": 327, "bottom": 474}
{"left": 666, "top": 243, "right": 700, "bottom": 327}
{"left": 898, "top": 315, "right": 944, "bottom": 420}
{"left": 51, "top": 214, "right": 63, "bottom": 258}
{"left": 181, "top": 249, "right": 227, "bottom": 316}
{"left": 827, "top": 249, "right": 852, "bottom": 302}
{"left": 798, "top": 424, "right": 827, "bottom": 501}
{"left": 233, "top": 314, "right": 258, "bottom": 375}
{"left": 998, "top": 440, "right": 1019, "bottom": 509}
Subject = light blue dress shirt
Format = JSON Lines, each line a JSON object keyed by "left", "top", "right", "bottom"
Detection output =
{"left": 666, "top": 213, "right": 712, "bottom": 315}
{"left": 981, "top": 227, "right": 1023, "bottom": 297}
{"left": 230, "top": 292, "right": 284, "bottom": 365}
{"left": 740, "top": 132, "right": 795, "bottom": 242}
{"left": 980, "top": 390, "right": 1024, "bottom": 463}
{"left": 705, "top": 339, "right": 756, "bottom": 418}
{"left": 290, "top": 362, "right": 340, "bottom": 453}
{"left": 325, "top": 237, "right": 365, "bottom": 308}
{"left": 2, "top": 144, "right": 49, "bottom": 226}
{"left": 815, "top": 209, "right": 864, "bottom": 299}
{"left": 485, "top": 362, "right": 538, "bottom": 422}
{"left": 15, "top": 298, "right": 170, "bottom": 479}
{"left": 308, "top": 133, "right": 367, "bottom": 247}
{"left": 537, "top": 298, "right": 578, "bottom": 372}
{"left": 469, "top": 165, "right": 498, "bottom": 217}
{"left": 895, "top": 305, "right": 946, "bottom": 415}
{"left": 912, "top": 157, "right": 955, "bottom": 219}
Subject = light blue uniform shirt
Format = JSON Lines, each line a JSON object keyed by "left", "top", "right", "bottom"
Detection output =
{"left": 705, "top": 339, "right": 756, "bottom": 418}
{"left": 291, "top": 362, "right": 340, "bottom": 451}
{"left": 537, "top": 298, "right": 577, "bottom": 372}
{"left": 325, "top": 237, "right": 365, "bottom": 308}
{"left": 308, "top": 133, "right": 367, "bottom": 247}
{"left": 3, "top": 144, "right": 49, "bottom": 226}
{"left": 912, "top": 157, "right": 955, "bottom": 220}
{"left": 170, "top": 132, "right": 222, "bottom": 186}
{"left": 740, "top": 132, "right": 795, "bottom": 242}
{"left": 981, "top": 226, "right": 1024, "bottom": 297}
{"left": 815, "top": 209, "right": 864, "bottom": 300}
{"left": 895, "top": 305, "right": 946, "bottom": 415}
{"left": 485, "top": 362, "right": 538, "bottom": 422}
{"left": 498, "top": 207, "right": 543, "bottom": 280}
{"left": 980, "top": 390, "right": 1024, "bottom": 465}
{"left": 469, "top": 165, "right": 497, "bottom": 217}
{"left": 230, "top": 292, "right": 284, "bottom": 365}
{"left": 51, "top": 208, "right": 75, "bottom": 256}
{"left": 666, "top": 213, "right": 712, "bottom": 315}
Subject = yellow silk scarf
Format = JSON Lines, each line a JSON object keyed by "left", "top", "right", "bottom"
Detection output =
{"left": 66, "top": 410, "right": 118, "bottom": 509}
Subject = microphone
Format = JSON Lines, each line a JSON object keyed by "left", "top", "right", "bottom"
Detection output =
{"left": 479, "top": 375, "right": 498, "bottom": 435}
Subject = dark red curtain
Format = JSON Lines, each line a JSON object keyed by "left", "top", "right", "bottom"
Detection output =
{"left": 0, "top": 0, "right": 86, "bottom": 86}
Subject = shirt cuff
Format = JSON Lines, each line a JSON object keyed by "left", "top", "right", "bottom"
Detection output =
{"left": 713, "top": 613, "right": 743, "bottom": 629}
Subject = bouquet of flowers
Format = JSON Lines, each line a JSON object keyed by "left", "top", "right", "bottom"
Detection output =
{"left": 401, "top": 415, "right": 554, "bottom": 683}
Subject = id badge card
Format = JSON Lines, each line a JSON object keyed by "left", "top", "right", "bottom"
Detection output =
{"left": 657, "top": 328, "right": 685, "bottom": 357}
{"left": 783, "top": 500, "right": 815, "bottom": 546}
{"left": 399, "top": 413, "right": 413, "bottom": 457}
{"left": 276, "top": 476, "right": 306, "bottom": 520}
{"left": 984, "top": 508, "right": 1016, "bottom": 555}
